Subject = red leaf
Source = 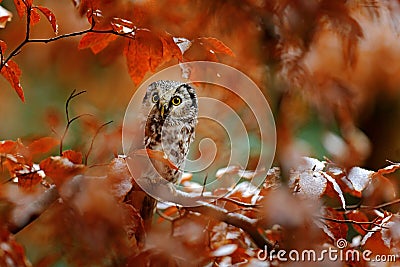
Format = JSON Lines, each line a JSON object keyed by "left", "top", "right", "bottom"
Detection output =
{"left": 27, "top": 137, "right": 59, "bottom": 156}
{"left": 78, "top": 32, "right": 118, "bottom": 54}
{"left": 362, "top": 231, "right": 392, "bottom": 256}
{"left": 111, "top": 17, "right": 135, "bottom": 34}
{"left": 13, "top": 0, "right": 26, "bottom": 18}
{"left": 0, "top": 140, "right": 16, "bottom": 153}
{"left": 36, "top": 6, "right": 58, "bottom": 34}
{"left": 195, "top": 37, "right": 234, "bottom": 56}
{"left": 18, "top": 171, "right": 42, "bottom": 189}
{"left": 0, "top": 60, "right": 24, "bottom": 102}
{"left": 157, "top": 206, "right": 178, "bottom": 223}
{"left": 346, "top": 210, "right": 369, "bottom": 235}
{"left": 376, "top": 163, "right": 400, "bottom": 176}
{"left": 134, "top": 148, "right": 179, "bottom": 170}
{"left": 0, "top": 16, "right": 9, "bottom": 27}
{"left": 0, "top": 40, "right": 7, "bottom": 53}
{"left": 39, "top": 156, "right": 85, "bottom": 187}
{"left": 62, "top": 150, "right": 83, "bottom": 164}
{"left": 24, "top": 0, "right": 33, "bottom": 8}
{"left": 160, "top": 34, "right": 183, "bottom": 62}
{"left": 0, "top": 5, "right": 12, "bottom": 28}
{"left": 3, "top": 154, "right": 29, "bottom": 178}
{"left": 124, "top": 30, "right": 163, "bottom": 85}
{"left": 30, "top": 8, "right": 40, "bottom": 26}
{"left": 124, "top": 39, "right": 147, "bottom": 85}
{"left": 324, "top": 207, "right": 348, "bottom": 240}
{"left": 0, "top": 228, "right": 31, "bottom": 266}
{"left": 107, "top": 157, "right": 133, "bottom": 201}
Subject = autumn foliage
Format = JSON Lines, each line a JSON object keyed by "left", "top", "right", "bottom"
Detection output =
{"left": 1, "top": 0, "right": 400, "bottom": 266}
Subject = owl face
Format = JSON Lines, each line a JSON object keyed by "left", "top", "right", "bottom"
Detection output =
{"left": 142, "top": 80, "right": 198, "bottom": 124}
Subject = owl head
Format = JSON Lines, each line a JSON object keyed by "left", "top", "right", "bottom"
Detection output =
{"left": 142, "top": 80, "right": 198, "bottom": 124}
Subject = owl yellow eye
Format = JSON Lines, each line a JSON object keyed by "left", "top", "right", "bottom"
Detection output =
{"left": 171, "top": 96, "right": 182, "bottom": 106}
{"left": 152, "top": 93, "right": 159, "bottom": 103}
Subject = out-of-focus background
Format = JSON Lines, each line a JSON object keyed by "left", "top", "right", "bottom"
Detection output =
{"left": 1, "top": 1, "right": 400, "bottom": 265}
{"left": 1, "top": 1, "right": 400, "bottom": 173}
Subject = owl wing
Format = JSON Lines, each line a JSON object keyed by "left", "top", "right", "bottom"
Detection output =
{"left": 180, "top": 123, "right": 196, "bottom": 155}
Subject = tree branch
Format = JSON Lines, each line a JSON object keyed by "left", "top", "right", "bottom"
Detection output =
{"left": 186, "top": 202, "right": 274, "bottom": 250}
{"left": 316, "top": 215, "right": 389, "bottom": 229}
{"left": 0, "top": 7, "right": 136, "bottom": 72}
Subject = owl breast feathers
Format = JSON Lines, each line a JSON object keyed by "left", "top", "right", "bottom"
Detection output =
{"left": 142, "top": 80, "right": 198, "bottom": 183}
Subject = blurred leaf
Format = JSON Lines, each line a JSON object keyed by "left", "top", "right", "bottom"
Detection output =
{"left": 106, "top": 157, "right": 133, "bottom": 201}
{"left": 0, "top": 140, "right": 16, "bottom": 153}
{"left": 13, "top": 0, "right": 26, "bottom": 18}
{"left": 0, "top": 5, "right": 12, "bottom": 28}
{"left": 27, "top": 137, "right": 59, "bottom": 157}
{"left": 39, "top": 156, "right": 85, "bottom": 187}
{"left": 62, "top": 149, "right": 83, "bottom": 164}
{"left": 0, "top": 228, "right": 31, "bottom": 266}
{"left": 0, "top": 40, "right": 7, "bottom": 53}
{"left": 195, "top": 37, "right": 234, "bottom": 57}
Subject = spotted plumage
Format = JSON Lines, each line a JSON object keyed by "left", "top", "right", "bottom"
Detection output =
{"left": 140, "top": 80, "right": 198, "bottom": 226}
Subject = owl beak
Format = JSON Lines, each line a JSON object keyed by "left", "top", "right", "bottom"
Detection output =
{"left": 159, "top": 102, "right": 168, "bottom": 119}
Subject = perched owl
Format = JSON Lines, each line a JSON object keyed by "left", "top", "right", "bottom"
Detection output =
{"left": 139, "top": 80, "right": 198, "bottom": 226}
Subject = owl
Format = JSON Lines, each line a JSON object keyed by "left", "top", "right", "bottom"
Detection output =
{"left": 139, "top": 80, "right": 198, "bottom": 226}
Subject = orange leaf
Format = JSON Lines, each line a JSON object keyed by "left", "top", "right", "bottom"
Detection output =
{"left": 27, "top": 137, "right": 59, "bottom": 156}
{"left": 160, "top": 34, "right": 183, "bottom": 62}
{"left": 0, "top": 228, "right": 31, "bottom": 267}
{"left": 111, "top": 17, "right": 135, "bottom": 34}
{"left": 30, "top": 8, "right": 40, "bottom": 26}
{"left": 362, "top": 231, "right": 392, "bottom": 256}
{"left": 36, "top": 6, "right": 58, "bottom": 34}
{"left": 324, "top": 207, "right": 348, "bottom": 240}
{"left": 124, "top": 30, "right": 163, "bottom": 85}
{"left": 62, "top": 150, "right": 83, "bottom": 164}
{"left": 346, "top": 210, "right": 369, "bottom": 235}
{"left": 24, "top": 0, "right": 33, "bottom": 8}
{"left": 107, "top": 157, "right": 133, "bottom": 200}
{"left": 376, "top": 163, "right": 400, "bottom": 176}
{"left": 18, "top": 171, "right": 42, "bottom": 189}
{"left": 134, "top": 148, "right": 179, "bottom": 170}
{"left": 39, "top": 156, "right": 85, "bottom": 187}
{"left": 0, "top": 140, "right": 16, "bottom": 153}
{"left": 1, "top": 60, "right": 24, "bottom": 102}
{"left": 0, "top": 16, "right": 10, "bottom": 28}
{"left": 13, "top": 0, "right": 26, "bottom": 18}
{"left": 3, "top": 154, "right": 28, "bottom": 177}
{"left": 196, "top": 37, "right": 234, "bottom": 56}
{"left": 0, "top": 40, "right": 7, "bottom": 53}
{"left": 157, "top": 206, "right": 178, "bottom": 223}
{"left": 78, "top": 32, "right": 118, "bottom": 54}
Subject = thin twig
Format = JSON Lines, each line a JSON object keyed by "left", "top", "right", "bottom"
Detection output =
{"left": 59, "top": 90, "right": 88, "bottom": 155}
{"left": 0, "top": 23, "right": 136, "bottom": 71}
{"left": 362, "top": 199, "right": 400, "bottom": 210}
{"left": 335, "top": 199, "right": 400, "bottom": 211}
{"left": 202, "top": 195, "right": 260, "bottom": 208}
{"left": 85, "top": 120, "right": 113, "bottom": 165}
{"left": 186, "top": 202, "right": 274, "bottom": 250}
{"left": 317, "top": 215, "right": 389, "bottom": 229}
